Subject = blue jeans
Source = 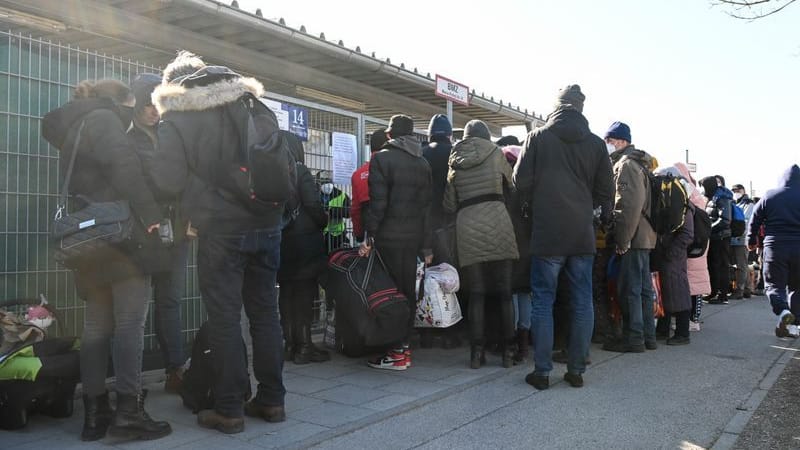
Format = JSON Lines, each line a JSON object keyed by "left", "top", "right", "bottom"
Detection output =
{"left": 153, "top": 241, "right": 189, "bottom": 371}
{"left": 617, "top": 249, "right": 656, "bottom": 346}
{"left": 513, "top": 291, "right": 532, "bottom": 330}
{"left": 197, "top": 228, "right": 285, "bottom": 418}
{"left": 763, "top": 243, "right": 800, "bottom": 318}
{"left": 530, "top": 255, "right": 594, "bottom": 376}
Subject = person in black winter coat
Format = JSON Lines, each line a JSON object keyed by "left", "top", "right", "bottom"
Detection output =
{"left": 278, "top": 131, "right": 330, "bottom": 364}
{"left": 42, "top": 79, "right": 170, "bottom": 441}
{"left": 422, "top": 114, "right": 453, "bottom": 239}
{"left": 151, "top": 52, "right": 286, "bottom": 433}
{"left": 128, "top": 73, "right": 189, "bottom": 393}
{"left": 362, "top": 114, "right": 433, "bottom": 371}
{"left": 513, "top": 85, "right": 614, "bottom": 390}
{"left": 700, "top": 176, "right": 733, "bottom": 304}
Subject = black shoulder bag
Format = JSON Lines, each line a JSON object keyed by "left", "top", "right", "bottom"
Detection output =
{"left": 50, "top": 121, "right": 134, "bottom": 267}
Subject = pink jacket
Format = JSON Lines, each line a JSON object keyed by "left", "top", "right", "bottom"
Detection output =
{"left": 675, "top": 162, "right": 712, "bottom": 296}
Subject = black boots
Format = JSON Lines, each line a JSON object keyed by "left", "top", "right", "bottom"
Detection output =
{"left": 81, "top": 391, "right": 113, "bottom": 441}
{"left": 470, "top": 344, "right": 486, "bottom": 369}
{"left": 514, "top": 329, "right": 530, "bottom": 365}
{"left": 293, "top": 325, "right": 330, "bottom": 364}
{"left": 108, "top": 393, "right": 172, "bottom": 441}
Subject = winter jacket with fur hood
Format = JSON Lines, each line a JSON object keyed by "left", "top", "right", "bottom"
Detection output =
{"left": 443, "top": 137, "right": 518, "bottom": 268}
{"left": 152, "top": 72, "right": 283, "bottom": 234}
{"left": 610, "top": 145, "right": 657, "bottom": 252}
{"left": 513, "top": 107, "right": 614, "bottom": 256}
{"left": 364, "top": 135, "right": 433, "bottom": 253}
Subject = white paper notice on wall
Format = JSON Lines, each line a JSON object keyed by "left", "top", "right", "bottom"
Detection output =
{"left": 331, "top": 132, "right": 358, "bottom": 186}
{"left": 260, "top": 98, "right": 290, "bottom": 131}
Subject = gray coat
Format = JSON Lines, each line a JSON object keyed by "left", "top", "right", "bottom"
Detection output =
{"left": 443, "top": 137, "right": 518, "bottom": 268}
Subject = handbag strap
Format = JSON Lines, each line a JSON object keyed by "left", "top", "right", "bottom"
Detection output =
{"left": 55, "top": 120, "right": 86, "bottom": 219}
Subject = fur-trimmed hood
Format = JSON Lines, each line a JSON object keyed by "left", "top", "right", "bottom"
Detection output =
{"left": 152, "top": 76, "right": 264, "bottom": 114}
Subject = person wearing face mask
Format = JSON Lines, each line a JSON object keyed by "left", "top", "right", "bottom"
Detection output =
{"left": 603, "top": 121, "right": 659, "bottom": 354}
{"left": 128, "top": 73, "right": 189, "bottom": 393}
{"left": 41, "top": 79, "right": 170, "bottom": 441}
{"left": 730, "top": 183, "right": 755, "bottom": 299}
{"left": 317, "top": 172, "right": 352, "bottom": 252}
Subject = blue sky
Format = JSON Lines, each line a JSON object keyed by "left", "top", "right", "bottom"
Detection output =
{"left": 240, "top": 0, "right": 799, "bottom": 196}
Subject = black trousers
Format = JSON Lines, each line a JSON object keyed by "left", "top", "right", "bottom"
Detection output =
{"left": 657, "top": 310, "right": 691, "bottom": 338}
{"left": 279, "top": 279, "right": 318, "bottom": 336}
{"left": 378, "top": 245, "right": 418, "bottom": 345}
{"left": 708, "top": 237, "right": 732, "bottom": 296}
{"left": 464, "top": 260, "right": 514, "bottom": 345}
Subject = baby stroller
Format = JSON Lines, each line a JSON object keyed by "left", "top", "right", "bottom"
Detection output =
{"left": 0, "top": 295, "right": 80, "bottom": 430}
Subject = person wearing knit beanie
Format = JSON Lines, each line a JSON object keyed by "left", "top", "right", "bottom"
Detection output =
{"left": 428, "top": 114, "right": 452, "bottom": 138}
{"left": 604, "top": 121, "right": 631, "bottom": 144}
{"left": 463, "top": 120, "right": 491, "bottom": 141}
{"left": 556, "top": 84, "right": 585, "bottom": 113}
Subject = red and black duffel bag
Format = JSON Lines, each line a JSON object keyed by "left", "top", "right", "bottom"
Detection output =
{"left": 327, "top": 248, "right": 410, "bottom": 356}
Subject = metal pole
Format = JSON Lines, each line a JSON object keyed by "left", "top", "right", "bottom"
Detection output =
{"left": 685, "top": 149, "right": 689, "bottom": 164}
{"left": 446, "top": 100, "right": 453, "bottom": 124}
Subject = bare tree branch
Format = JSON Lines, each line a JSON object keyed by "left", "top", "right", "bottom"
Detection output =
{"left": 713, "top": 0, "right": 798, "bottom": 20}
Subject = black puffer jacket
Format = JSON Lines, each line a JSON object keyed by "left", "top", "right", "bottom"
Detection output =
{"left": 279, "top": 132, "right": 327, "bottom": 282}
{"left": 42, "top": 98, "right": 162, "bottom": 285}
{"left": 364, "top": 136, "right": 433, "bottom": 253}
{"left": 152, "top": 74, "right": 283, "bottom": 234}
{"left": 513, "top": 107, "right": 614, "bottom": 256}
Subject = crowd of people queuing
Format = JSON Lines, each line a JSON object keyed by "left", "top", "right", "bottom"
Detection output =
{"left": 41, "top": 50, "right": 800, "bottom": 440}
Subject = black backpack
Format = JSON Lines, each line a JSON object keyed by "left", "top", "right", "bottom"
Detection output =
{"left": 180, "top": 321, "right": 251, "bottom": 413}
{"left": 644, "top": 172, "right": 689, "bottom": 235}
{"left": 687, "top": 204, "right": 712, "bottom": 258}
{"left": 177, "top": 66, "right": 299, "bottom": 218}
{"left": 221, "top": 92, "right": 299, "bottom": 217}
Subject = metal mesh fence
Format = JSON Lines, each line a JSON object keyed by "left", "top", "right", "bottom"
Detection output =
{"left": 0, "top": 31, "right": 370, "bottom": 343}
{"left": 0, "top": 31, "right": 203, "bottom": 355}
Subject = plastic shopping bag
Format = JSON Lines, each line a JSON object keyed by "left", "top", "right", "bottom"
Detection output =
{"left": 414, "top": 267, "right": 462, "bottom": 328}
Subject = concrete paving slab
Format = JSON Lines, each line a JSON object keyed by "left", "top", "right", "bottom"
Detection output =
{"left": 283, "top": 392, "right": 325, "bottom": 414}
{"left": 289, "top": 401, "right": 374, "bottom": 428}
{"left": 282, "top": 374, "right": 343, "bottom": 395}
{"left": 361, "top": 394, "right": 418, "bottom": 412}
{"left": 246, "top": 422, "right": 329, "bottom": 448}
{"left": 311, "top": 383, "right": 391, "bottom": 406}
{"left": 111, "top": 420, "right": 216, "bottom": 450}
{"left": 329, "top": 369, "right": 403, "bottom": 388}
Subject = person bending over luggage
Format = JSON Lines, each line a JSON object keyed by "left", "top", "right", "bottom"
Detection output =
{"left": 278, "top": 131, "right": 331, "bottom": 364}
{"left": 42, "top": 79, "right": 170, "bottom": 441}
{"left": 151, "top": 52, "right": 286, "bottom": 434}
{"left": 444, "top": 121, "right": 519, "bottom": 369}
{"left": 128, "top": 73, "right": 189, "bottom": 393}
{"left": 361, "top": 114, "right": 433, "bottom": 371}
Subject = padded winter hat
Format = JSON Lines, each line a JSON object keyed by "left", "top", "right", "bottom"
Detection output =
{"left": 463, "top": 120, "right": 491, "bottom": 140}
{"left": 604, "top": 121, "right": 632, "bottom": 143}
{"left": 131, "top": 73, "right": 161, "bottom": 111}
{"left": 427, "top": 114, "right": 452, "bottom": 137}
{"left": 386, "top": 114, "right": 414, "bottom": 137}
{"left": 370, "top": 127, "right": 388, "bottom": 152}
{"left": 556, "top": 84, "right": 585, "bottom": 113}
